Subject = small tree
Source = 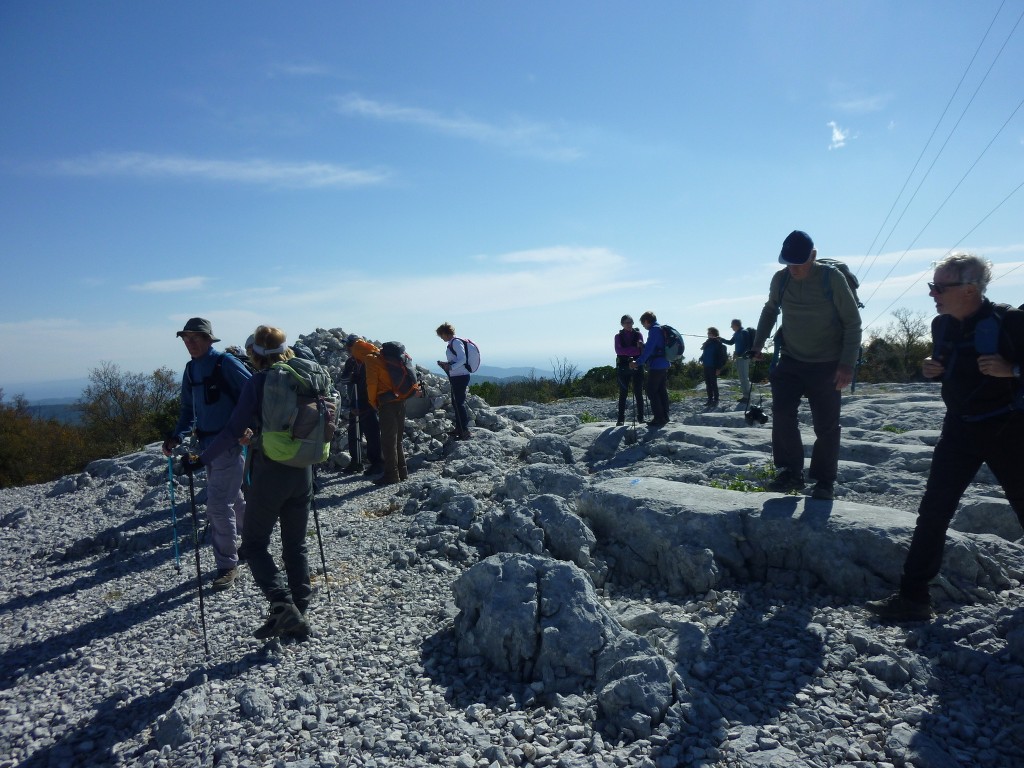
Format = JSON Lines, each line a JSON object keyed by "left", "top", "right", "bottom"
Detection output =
{"left": 0, "top": 389, "right": 93, "bottom": 487}
{"left": 550, "top": 357, "right": 581, "bottom": 398}
{"left": 77, "top": 362, "right": 180, "bottom": 455}
{"left": 860, "top": 308, "right": 931, "bottom": 382}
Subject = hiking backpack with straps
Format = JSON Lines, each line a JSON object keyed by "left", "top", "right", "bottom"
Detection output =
{"left": 449, "top": 337, "right": 482, "bottom": 373}
{"left": 379, "top": 341, "right": 420, "bottom": 402}
{"left": 257, "top": 357, "right": 339, "bottom": 467}
{"left": 659, "top": 324, "right": 685, "bottom": 362}
{"left": 714, "top": 340, "right": 729, "bottom": 369}
{"left": 742, "top": 327, "right": 756, "bottom": 349}
{"left": 949, "top": 303, "right": 1024, "bottom": 421}
{"left": 779, "top": 258, "right": 864, "bottom": 309}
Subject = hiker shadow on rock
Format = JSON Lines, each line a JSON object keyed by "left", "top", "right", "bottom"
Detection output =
{"left": 0, "top": 578, "right": 195, "bottom": 692}
{"left": 1, "top": 531, "right": 193, "bottom": 617}
{"left": 901, "top": 604, "right": 1024, "bottom": 765}
{"left": 580, "top": 427, "right": 649, "bottom": 470}
{"left": 15, "top": 647, "right": 273, "bottom": 768}
{"left": 651, "top": 593, "right": 825, "bottom": 762}
{"left": 419, "top": 625, "right": 535, "bottom": 713}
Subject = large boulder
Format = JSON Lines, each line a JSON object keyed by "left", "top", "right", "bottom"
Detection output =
{"left": 577, "top": 477, "right": 1024, "bottom": 603}
{"left": 452, "top": 554, "right": 675, "bottom": 737}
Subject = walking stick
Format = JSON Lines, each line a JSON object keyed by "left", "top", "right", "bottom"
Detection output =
{"left": 311, "top": 466, "right": 331, "bottom": 602}
{"left": 186, "top": 462, "right": 210, "bottom": 658}
{"left": 353, "top": 385, "right": 363, "bottom": 466}
{"left": 167, "top": 457, "right": 181, "bottom": 572}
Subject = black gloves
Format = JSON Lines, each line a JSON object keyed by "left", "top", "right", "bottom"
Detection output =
{"left": 181, "top": 454, "right": 204, "bottom": 476}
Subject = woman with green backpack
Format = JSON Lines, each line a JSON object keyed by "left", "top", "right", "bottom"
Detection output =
{"left": 183, "top": 325, "right": 336, "bottom": 642}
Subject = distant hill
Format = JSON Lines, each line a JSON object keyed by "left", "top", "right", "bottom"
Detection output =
{"left": 472, "top": 364, "right": 554, "bottom": 383}
{"left": 26, "top": 399, "right": 82, "bottom": 425}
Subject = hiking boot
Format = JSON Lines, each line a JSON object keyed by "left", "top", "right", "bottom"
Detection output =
{"left": 768, "top": 469, "right": 805, "bottom": 492}
{"left": 211, "top": 567, "right": 237, "bottom": 591}
{"left": 811, "top": 480, "right": 835, "bottom": 500}
{"left": 616, "top": 420, "right": 624, "bottom": 426}
{"left": 373, "top": 476, "right": 398, "bottom": 487}
{"left": 342, "top": 460, "right": 364, "bottom": 475}
{"left": 253, "top": 601, "right": 307, "bottom": 640}
{"left": 866, "top": 592, "right": 932, "bottom": 623}
{"left": 363, "top": 463, "right": 384, "bottom": 476}
{"left": 456, "top": 431, "right": 472, "bottom": 440}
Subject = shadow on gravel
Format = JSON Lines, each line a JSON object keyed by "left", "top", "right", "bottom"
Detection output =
{"left": 651, "top": 595, "right": 825, "bottom": 762}
{"left": 909, "top": 605, "right": 1024, "bottom": 765}
{"left": 15, "top": 647, "right": 274, "bottom": 768}
{"left": 0, "top": 579, "right": 195, "bottom": 692}
{"left": 419, "top": 626, "right": 530, "bottom": 713}
{"left": 2, "top": 529, "right": 193, "bottom": 616}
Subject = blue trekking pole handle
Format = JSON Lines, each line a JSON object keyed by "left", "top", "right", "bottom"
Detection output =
{"left": 167, "top": 456, "right": 181, "bottom": 571}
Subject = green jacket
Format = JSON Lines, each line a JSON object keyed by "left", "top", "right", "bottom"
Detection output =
{"left": 755, "top": 262, "right": 862, "bottom": 367}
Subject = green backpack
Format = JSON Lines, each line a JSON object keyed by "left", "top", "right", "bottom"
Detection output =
{"left": 257, "top": 358, "right": 339, "bottom": 467}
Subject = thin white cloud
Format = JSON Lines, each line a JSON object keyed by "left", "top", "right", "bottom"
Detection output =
{"left": 834, "top": 94, "right": 892, "bottom": 113}
{"left": 827, "top": 121, "right": 850, "bottom": 150}
{"left": 334, "top": 94, "right": 583, "bottom": 161}
{"left": 270, "top": 62, "right": 333, "bottom": 78}
{"left": 50, "top": 152, "right": 391, "bottom": 188}
{"left": 130, "top": 276, "right": 210, "bottom": 292}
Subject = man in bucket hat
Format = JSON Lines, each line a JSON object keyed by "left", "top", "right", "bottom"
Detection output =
{"left": 750, "top": 231, "right": 862, "bottom": 500}
{"left": 163, "top": 317, "right": 252, "bottom": 591}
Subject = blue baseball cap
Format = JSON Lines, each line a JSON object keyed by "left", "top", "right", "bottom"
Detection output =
{"left": 778, "top": 230, "right": 814, "bottom": 265}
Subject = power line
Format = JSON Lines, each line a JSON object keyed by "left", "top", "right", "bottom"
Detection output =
{"left": 856, "top": 0, "right": 1009, "bottom": 286}
{"left": 860, "top": 2, "right": 1024, "bottom": 305}
{"left": 862, "top": 176, "right": 1024, "bottom": 333}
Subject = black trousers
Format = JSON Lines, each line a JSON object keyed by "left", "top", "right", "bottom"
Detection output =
{"left": 900, "top": 412, "right": 1024, "bottom": 602}
{"left": 617, "top": 365, "right": 644, "bottom": 421}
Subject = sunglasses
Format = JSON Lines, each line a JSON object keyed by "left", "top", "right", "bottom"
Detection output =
{"left": 927, "top": 281, "right": 971, "bottom": 294}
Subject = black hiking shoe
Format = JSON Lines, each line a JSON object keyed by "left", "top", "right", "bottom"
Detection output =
{"left": 342, "top": 461, "right": 364, "bottom": 475}
{"left": 768, "top": 469, "right": 805, "bottom": 492}
{"left": 253, "top": 602, "right": 308, "bottom": 640}
{"left": 211, "top": 567, "right": 237, "bottom": 591}
{"left": 866, "top": 593, "right": 932, "bottom": 623}
{"left": 810, "top": 480, "right": 835, "bottom": 500}
{"left": 363, "top": 463, "right": 385, "bottom": 477}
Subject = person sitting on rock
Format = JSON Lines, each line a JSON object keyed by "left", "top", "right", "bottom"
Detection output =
{"left": 868, "top": 253, "right": 1024, "bottom": 623}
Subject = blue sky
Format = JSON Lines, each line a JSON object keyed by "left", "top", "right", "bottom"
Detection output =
{"left": 2, "top": 1, "right": 1023, "bottom": 398}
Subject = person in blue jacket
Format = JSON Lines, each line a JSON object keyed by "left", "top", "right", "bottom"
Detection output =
{"left": 162, "top": 317, "right": 251, "bottom": 592}
{"left": 631, "top": 310, "right": 671, "bottom": 427}
{"left": 723, "top": 319, "right": 752, "bottom": 403}
{"left": 699, "top": 327, "right": 727, "bottom": 408}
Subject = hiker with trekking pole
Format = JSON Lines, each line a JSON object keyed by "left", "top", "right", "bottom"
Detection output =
{"left": 340, "top": 334, "right": 384, "bottom": 477}
{"left": 163, "top": 317, "right": 251, "bottom": 593}
{"left": 181, "top": 324, "right": 339, "bottom": 641}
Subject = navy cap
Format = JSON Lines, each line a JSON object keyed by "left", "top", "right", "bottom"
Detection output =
{"left": 778, "top": 230, "right": 815, "bottom": 265}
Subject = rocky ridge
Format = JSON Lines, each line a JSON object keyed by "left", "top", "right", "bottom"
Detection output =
{"left": 1, "top": 326, "right": 1022, "bottom": 768}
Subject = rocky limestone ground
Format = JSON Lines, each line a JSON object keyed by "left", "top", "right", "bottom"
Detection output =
{"left": 2, "top": 329, "right": 1023, "bottom": 768}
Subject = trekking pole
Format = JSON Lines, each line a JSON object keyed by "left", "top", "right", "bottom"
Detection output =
{"left": 311, "top": 466, "right": 331, "bottom": 602}
{"left": 185, "top": 461, "right": 211, "bottom": 659}
{"left": 353, "top": 386, "right": 363, "bottom": 466}
{"left": 167, "top": 457, "right": 181, "bottom": 572}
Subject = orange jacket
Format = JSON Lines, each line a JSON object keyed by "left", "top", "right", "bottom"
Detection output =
{"left": 350, "top": 340, "right": 388, "bottom": 409}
